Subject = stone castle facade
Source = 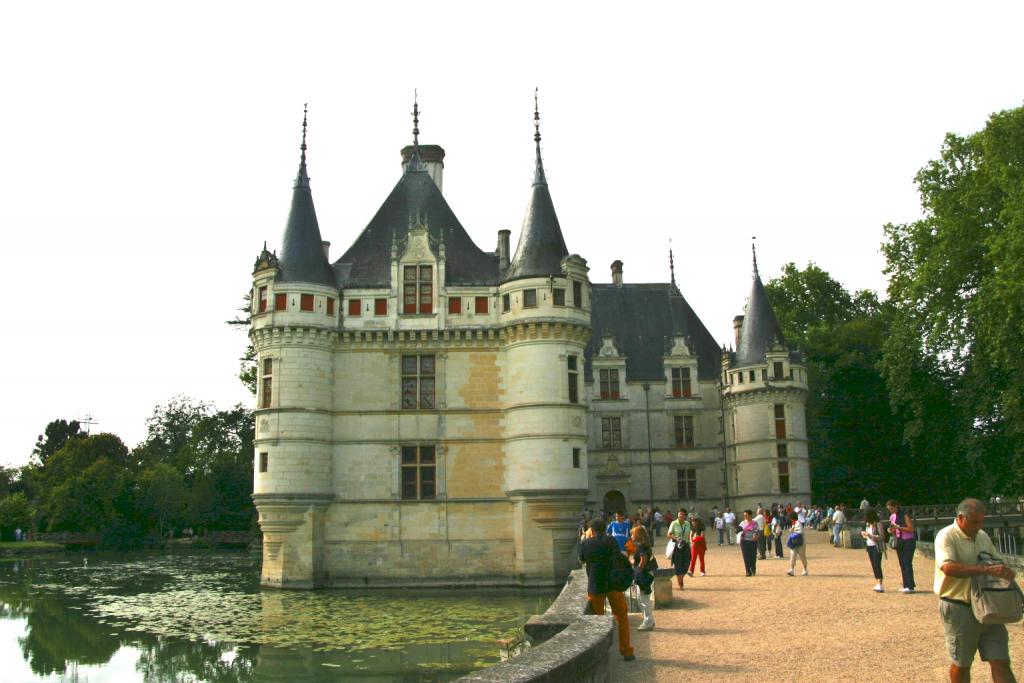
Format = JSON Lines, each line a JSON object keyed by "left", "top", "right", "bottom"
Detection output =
{"left": 249, "top": 103, "right": 809, "bottom": 589}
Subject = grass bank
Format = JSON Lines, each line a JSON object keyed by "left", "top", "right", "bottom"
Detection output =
{"left": 0, "top": 541, "right": 65, "bottom": 555}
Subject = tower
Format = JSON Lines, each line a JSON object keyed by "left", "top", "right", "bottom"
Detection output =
{"left": 251, "top": 107, "right": 337, "bottom": 588}
{"left": 500, "top": 92, "right": 591, "bottom": 581}
{"left": 721, "top": 244, "right": 810, "bottom": 510}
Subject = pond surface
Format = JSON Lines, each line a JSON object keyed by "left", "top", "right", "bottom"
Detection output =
{"left": 0, "top": 552, "right": 554, "bottom": 682}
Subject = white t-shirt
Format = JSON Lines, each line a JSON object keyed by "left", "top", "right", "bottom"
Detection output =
{"left": 723, "top": 512, "right": 736, "bottom": 525}
{"left": 833, "top": 509, "right": 846, "bottom": 525}
{"left": 754, "top": 513, "right": 765, "bottom": 530}
{"left": 795, "top": 506, "right": 806, "bottom": 523}
{"left": 715, "top": 516, "right": 724, "bottom": 529}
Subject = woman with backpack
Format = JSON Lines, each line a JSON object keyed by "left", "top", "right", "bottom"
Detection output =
{"left": 861, "top": 508, "right": 887, "bottom": 592}
{"left": 630, "top": 524, "right": 657, "bottom": 630}
{"left": 785, "top": 511, "right": 808, "bottom": 576}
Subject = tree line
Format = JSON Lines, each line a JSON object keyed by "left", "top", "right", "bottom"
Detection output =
{"left": 0, "top": 397, "right": 254, "bottom": 545}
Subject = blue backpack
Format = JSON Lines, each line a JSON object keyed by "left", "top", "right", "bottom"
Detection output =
{"left": 786, "top": 532, "right": 804, "bottom": 549}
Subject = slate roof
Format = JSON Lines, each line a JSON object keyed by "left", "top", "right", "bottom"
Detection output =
{"left": 586, "top": 284, "right": 722, "bottom": 381}
{"left": 277, "top": 155, "right": 337, "bottom": 288}
{"left": 503, "top": 141, "right": 569, "bottom": 282}
{"left": 332, "top": 152, "right": 499, "bottom": 287}
{"left": 735, "top": 272, "right": 787, "bottom": 366}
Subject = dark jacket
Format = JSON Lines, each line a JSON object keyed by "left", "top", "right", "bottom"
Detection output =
{"left": 579, "top": 533, "right": 620, "bottom": 595}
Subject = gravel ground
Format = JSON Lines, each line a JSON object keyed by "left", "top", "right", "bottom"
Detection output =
{"left": 607, "top": 528, "right": 1023, "bottom": 682}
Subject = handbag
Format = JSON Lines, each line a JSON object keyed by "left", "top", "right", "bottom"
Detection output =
{"left": 665, "top": 540, "right": 676, "bottom": 559}
{"left": 608, "top": 550, "right": 634, "bottom": 592}
{"left": 970, "top": 552, "right": 1024, "bottom": 624}
{"left": 786, "top": 532, "right": 804, "bottom": 549}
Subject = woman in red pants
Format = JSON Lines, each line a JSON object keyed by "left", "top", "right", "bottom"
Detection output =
{"left": 688, "top": 517, "right": 707, "bottom": 576}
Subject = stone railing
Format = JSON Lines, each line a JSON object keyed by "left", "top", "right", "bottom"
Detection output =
{"left": 457, "top": 569, "right": 614, "bottom": 683}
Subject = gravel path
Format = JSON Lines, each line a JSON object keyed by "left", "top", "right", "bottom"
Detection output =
{"left": 607, "top": 528, "right": 1023, "bottom": 682}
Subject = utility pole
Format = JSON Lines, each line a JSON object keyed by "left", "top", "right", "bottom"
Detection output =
{"left": 643, "top": 383, "right": 654, "bottom": 513}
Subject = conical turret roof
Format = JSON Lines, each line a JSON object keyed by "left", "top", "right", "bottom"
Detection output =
{"left": 736, "top": 261, "right": 786, "bottom": 367}
{"left": 504, "top": 95, "right": 569, "bottom": 282}
{"left": 277, "top": 108, "right": 336, "bottom": 287}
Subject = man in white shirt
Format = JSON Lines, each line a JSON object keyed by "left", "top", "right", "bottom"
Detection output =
{"left": 723, "top": 509, "right": 736, "bottom": 545}
{"left": 832, "top": 505, "right": 846, "bottom": 547}
{"left": 754, "top": 508, "right": 767, "bottom": 559}
{"left": 795, "top": 502, "right": 807, "bottom": 525}
{"left": 934, "top": 498, "right": 1015, "bottom": 682}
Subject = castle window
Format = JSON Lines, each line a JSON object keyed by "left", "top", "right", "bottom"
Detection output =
{"left": 553, "top": 288, "right": 565, "bottom": 306}
{"left": 599, "top": 369, "right": 620, "bottom": 400}
{"left": 671, "top": 367, "right": 692, "bottom": 398}
{"left": 374, "top": 298, "right": 388, "bottom": 316}
{"left": 502, "top": 294, "right": 510, "bottom": 313}
{"left": 761, "top": 368, "right": 768, "bottom": 381}
{"left": 449, "top": 297, "right": 462, "bottom": 314}
{"left": 260, "top": 358, "right": 272, "bottom": 409}
{"left": 403, "top": 265, "right": 433, "bottom": 314}
{"left": 676, "top": 468, "right": 697, "bottom": 499}
{"left": 778, "top": 460, "right": 790, "bottom": 494}
{"left": 572, "top": 448, "right": 581, "bottom": 469}
{"left": 774, "top": 404, "right": 786, "bottom": 439}
{"left": 401, "top": 445, "right": 436, "bottom": 500}
{"left": 259, "top": 452, "right": 268, "bottom": 473}
{"left": 777, "top": 443, "right": 788, "bottom": 459}
{"left": 674, "top": 415, "right": 695, "bottom": 448}
{"left": 601, "top": 417, "right": 622, "bottom": 448}
{"left": 573, "top": 281, "right": 583, "bottom": 308}
{"left": 737, "top": 372, "right": 743, "bottom": 384}
{"left": 774, "top": 361, "right": 784, "bottom": 380}
{"left": 523, "top": 289, "right": 537, "bottom": 308}
{"left": 326, "top": 298, "right": 335, "bottom": 316}
{"left": 348, "top": 299, "right": 361, "bottom": 316}
{"left": 258, "top": 287, "right": 268, "bottom": 313}
{"left": 476, "top": 296, "right": 489, "bottom": 314}
{"left": 748, "top": 370, "right": 755, "bottom": 382}
{"left": 275, "top": 293, "right": 287, "bottom": 311}
{"left": 402, "top": 355, "right": 436, "bottom": 410}
{"left": 567, "top": 355, "right": 579, "bottom": 404}
{"left": 300, "top": 294, "right": 314, "bottom": 311}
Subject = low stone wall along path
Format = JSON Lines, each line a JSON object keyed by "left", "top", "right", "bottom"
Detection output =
{"left": 608, "top": 528, "right": 1023, "bottom": 682}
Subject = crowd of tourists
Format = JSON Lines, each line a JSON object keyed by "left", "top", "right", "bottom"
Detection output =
{"left": 578, "top": 497, "right": 1019, "bottom": 680}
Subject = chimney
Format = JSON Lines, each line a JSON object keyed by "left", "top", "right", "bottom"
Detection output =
{"left": 322, "top": 241, "right": 330, "bottom": 260}
{"left": 498, "top": 229, "right": 511, "bottom": 269}
{"left": 401, "top": 144, "right": 445, "bottom": 193}
{"left": 733, "top": 315, "right": 744, "bottom": 350}
{"left": 611, "top": 260, "right": 623, "bottom": 286}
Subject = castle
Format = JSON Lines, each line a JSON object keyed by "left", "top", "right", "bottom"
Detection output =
{"left": 249, "top": 101, "right": 809, "bottom": 589}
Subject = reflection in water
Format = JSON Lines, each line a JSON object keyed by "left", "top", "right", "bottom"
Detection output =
{"left": 0, "top": 554, "right": 551, "bottom": 682}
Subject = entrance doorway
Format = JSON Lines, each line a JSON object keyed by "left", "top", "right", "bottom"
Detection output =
{"left": 603, "top": 490, "right": 626, "bottom": 516}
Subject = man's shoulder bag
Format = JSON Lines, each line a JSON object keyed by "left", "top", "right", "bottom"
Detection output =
{"left": 971, "top": 551, "right": 1024, "bottom": 625}
{"left": 607, "top": 550, "right": 634, "bottom": 592}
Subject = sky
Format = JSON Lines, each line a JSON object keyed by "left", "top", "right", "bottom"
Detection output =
{"left": 1, "top": 1, "right": 1022, "bottom": 468}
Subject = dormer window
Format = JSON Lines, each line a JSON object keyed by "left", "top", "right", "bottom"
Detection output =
{"left": 773, "top": 361, "right": 784, "bottom": 379}
{"left": 523, "top": 289, "right": 537, "bottom": 308}
{"left": 403, "top": 265, "right": 433, "bottom": 314}
{"left": 671, "top": 367, "right": 692, "bottom": 398}
{"left": 599, "top": 369, "right": 620, "bottom": 400}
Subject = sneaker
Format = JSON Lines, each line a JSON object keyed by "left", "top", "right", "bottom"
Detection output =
{"left": 801, "top": 570, "right": 808, "bottom": 576}
{"left": 873, "top": 585, "right": 884, "bottom": 593}
{"left": 786, "top": 569, "right": 794, "bottom": 576}
{"left": 700, "top": 572, "right": 706, "bottom": 577}
{"left": 623, "top": 654, "right": 636, "bottom": 662}
{"left": 900, "top": 587, "right": 914, "bottom": 593}
{"left": 687, "top": 571, "right": 694, "bottom": 577}
{"left": 637, "top": 622, "right": 655, "bottom": 631}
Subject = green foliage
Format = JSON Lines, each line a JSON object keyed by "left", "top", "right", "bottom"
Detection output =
{"left": 882, "top": 104, "right": 1024, "bottom": 496}
{"left": 227, "top": 292, "right": 256, "bottom": 395}
{"left": 32, "top": 419, "right": 84, "bottom": 465}
{"left": 138, "top": 463, "right": 187, "bottom": 537}
{"left": 46, "top": 456, "right": 129, "bottom": 532}
{"left": 0, "top": 492, "right": 33, "bottom": 540}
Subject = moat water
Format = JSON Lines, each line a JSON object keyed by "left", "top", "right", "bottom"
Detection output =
{"left": 0, "top": 551, "right": 554, "bottom": 682}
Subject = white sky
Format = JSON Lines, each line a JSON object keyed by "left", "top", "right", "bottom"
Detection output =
{"left": 1, "top": 1, "right": 1022, "bottom": 468}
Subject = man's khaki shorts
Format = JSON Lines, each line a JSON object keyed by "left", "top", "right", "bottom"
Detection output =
{"left": 939, "top": 599, "right": 1010, "bottom": 667}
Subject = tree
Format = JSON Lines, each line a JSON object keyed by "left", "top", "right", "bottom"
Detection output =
{"left": 32, "top": 419, "right": 84, "bottom": 465}
{"left": 882, "top": 104, "right": 1024, "bottom": 496}
{"left": 138, "top": 464, "right": 186, "bottom": 537}
{"left": 46, "top": 457, "right": 128, "bottom": 532}
{"left": 0, "top": 492, "right": 33, "bottom": 540}
{"left": 227, "top": 292, "right": 256, "bottom": 395}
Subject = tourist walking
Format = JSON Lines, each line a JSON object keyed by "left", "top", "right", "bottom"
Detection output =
{"left": 578, "top": 518, "right": 635, "bottom": 661}
{"left": 832, "top": 504, "right": 847, "bottom": 547}
{"left": 754, "top": 507, "right": 768, "bottom": 559}
{"left": 630, "top": 525, "right": 656, "bottom": 631}
{"left": 668, "top": 509, "right": 692, "bottom": 590}
{"left": 688, "top": 517, "right": 707, "bottom": 576}
{"left": 723, "top": 508, "right": 736, "bottom": 545}
{"left": 771, "top": 509, "right": 785, "bottom": 559}
{"left": 861, "top": 509, "right": 886, "bottom": 592}
{"left": 739, "top": 510, "right": 759, "bottom": 577}
{"left": 714, "top": 512, "right": 725, "bottom": 546}
{"left": 785, "top": 511, "right": 808, "bottom": 576}
{"left": 887, "top": 499, "right": 917, "bottom": 593}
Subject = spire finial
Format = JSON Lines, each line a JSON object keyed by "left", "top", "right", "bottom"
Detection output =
{"left": 751, "top": 236, "right": 759, "bottom": 276}
{"left": 669, "top": 238, "right": 677, "bottom": 287}
{"left": 301, "top": 102, "right": 308, "bottom": 161}
{"left": 532, "top": 87, "right": 547, "bottom": 185}
{"left": 412, "top": 89, "right": 420, "bottom": 148}
{"left": 294, "top": 103, "right": 311, "bottom": 189}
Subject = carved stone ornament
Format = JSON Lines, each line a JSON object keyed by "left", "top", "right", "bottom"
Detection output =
{"left": 598, "top": 334, "right": 619, "bottom": 357}
{"left": 668, "top": 335, "right": 692, "bottom": 358}
{"left": 253, "top": 246, "right": 279, "bottom": 274}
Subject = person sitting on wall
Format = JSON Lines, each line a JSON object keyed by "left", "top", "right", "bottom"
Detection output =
{"left": 579, "top": 518, "right": 635, "bottom": 662}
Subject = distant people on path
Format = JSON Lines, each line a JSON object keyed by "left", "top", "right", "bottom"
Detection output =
{"left": 785, "top": 511, "right": 808, "bottom": 576}
{"left": 739, "top": 510, "right": 759, "bottom": 577}
{"left": 770, "top": 509, "right": 785, "bottom": 559}
{"left": 861, "top": 508, "right": 886, "bottom": 592}
{"left": 608, "top": 512, "right": 631, "bottom": 553}
{"left": 688, "top": 517, "right": 707, "bottom": 576}
{"left": 934, "top": 498, "right": 1016, "bottom": 682}
{"left": 832, "top": 504, "right": 847, "bottom": 547}
{"left": 887, "top": 499, "right": 917, "bottom": 593}
{"left": 668, "top": 509, "right": 692, "bottom": 590}
{"left": 754, "top": 507, "right": 768, "bottom": 560}
{"left": 653, "top": 508, "right": 663, "bottom": 537}
{"left": 859, "top": 497, "right": 870, "bottom": 510}
{"left": 714, "top": 512, "right": 725, "bottom": 546}
{"left": 723, "top": 508, "right": 737, "bottom": 545}
{"left": 579, "top": 518, "right": 635, "bottom": 662}
{"left": 630, "top": 525, "right": 656, "bottom": 631}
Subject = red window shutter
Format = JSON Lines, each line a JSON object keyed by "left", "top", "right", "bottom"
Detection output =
{"left": 274, "top": 293, "right": 287, "bottom": 311}
{"left": 258, "top": 287, "right": 267, "bottom": 312}
{"left": 300, "top": 294, "right": 314, "bottom": 311}
{"left": 348, "top": 299, "right": 361, "bottom": 316}
{"left": 448, "top": 297, "right": 462, "bottom": 314}
{"left": 326, "top": 298, "right": 334, "bottom": 316}
{"left": 475, "top": 297, "right": 488, "bottom": 314}
{"left": 374, "top": 298, "right": 387, "bottom": 316}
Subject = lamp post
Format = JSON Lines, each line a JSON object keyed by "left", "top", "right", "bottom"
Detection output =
{"left": 643, "top": 383, "right": 654, "bottom": 514}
